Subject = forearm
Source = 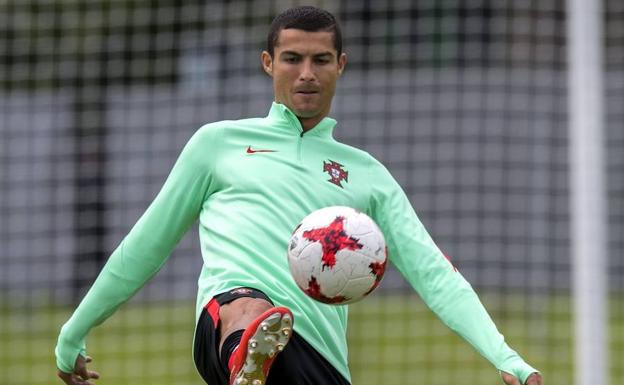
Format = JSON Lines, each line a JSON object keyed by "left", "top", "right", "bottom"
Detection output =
{"left": 426, "top": 272, "right": 538, "bottom": 383}
{"left": 55, "top": 240, "right": 167, "bottom": 372}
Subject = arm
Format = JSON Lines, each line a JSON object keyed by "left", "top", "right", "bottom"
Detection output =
{"left": 55, "top": 124, "right": 221, "bottom": 374}
{"left": 367, "top": 158, "right": 539, "bottom": 384}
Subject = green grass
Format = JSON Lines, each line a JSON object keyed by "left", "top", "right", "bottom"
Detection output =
{"left": 1, "top": 293, "right": 623, "bottom": 385}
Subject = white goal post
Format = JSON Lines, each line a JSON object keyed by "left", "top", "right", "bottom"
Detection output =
{"left": 567, "top": 1, "right": 608, "bottom": 385}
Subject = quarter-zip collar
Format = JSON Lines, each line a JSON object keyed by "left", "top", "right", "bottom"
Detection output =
{"left": 266, "top": 102, "right": 337, "bottom": 137}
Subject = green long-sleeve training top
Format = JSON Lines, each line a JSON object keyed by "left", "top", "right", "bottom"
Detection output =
{"left": 56, "top": 102, "right": 537, "bottom": 383}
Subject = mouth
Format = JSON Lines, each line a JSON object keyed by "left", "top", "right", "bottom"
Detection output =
{"left": 295, "top": 89, "right": 319, "bottom": 95}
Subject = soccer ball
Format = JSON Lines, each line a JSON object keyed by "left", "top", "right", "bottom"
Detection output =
{"left": 287, "top": 206, "right": 387, "bottom": 305}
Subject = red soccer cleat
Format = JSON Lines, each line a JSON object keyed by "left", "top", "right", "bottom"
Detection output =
{"left": 229, "top": 307, "right": 294, "bottom": 385}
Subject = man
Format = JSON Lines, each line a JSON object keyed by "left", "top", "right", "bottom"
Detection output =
{"left": 56, "top": 6, "right": 544, "bottom": 385}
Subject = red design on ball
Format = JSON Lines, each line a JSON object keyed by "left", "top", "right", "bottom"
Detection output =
{"left": 305, "top": 276, "right": 348, "bottom": 304}
{"left": 303, "top": 216, "right": 363, "bottom": 269}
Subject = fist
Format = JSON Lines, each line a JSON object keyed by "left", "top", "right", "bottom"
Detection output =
{"left": 57, "top": 355, "right": 100, "bottom": 385}
{"left": 501, "top": 371, "right": 543, "bottom": 385}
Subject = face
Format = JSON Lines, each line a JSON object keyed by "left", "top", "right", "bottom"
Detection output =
{"left": 261, "top": 29, "right": 347, "bottom": 125}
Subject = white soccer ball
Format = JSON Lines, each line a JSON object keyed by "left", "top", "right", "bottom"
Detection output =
{"left": 287, "top": 206, "right": 387, "bottom": 305}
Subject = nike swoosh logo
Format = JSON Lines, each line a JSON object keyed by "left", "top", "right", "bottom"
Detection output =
{"left": 246, "top": 146, "right": 277, "bottom": 154}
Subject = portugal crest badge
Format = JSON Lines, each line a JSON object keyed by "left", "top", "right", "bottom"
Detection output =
{"left": 323, "top": 160, "right": 348, "bottom": 188}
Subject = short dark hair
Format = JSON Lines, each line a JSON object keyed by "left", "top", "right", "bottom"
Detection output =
{"left": 267, "top": 6, "right": 342, "bottom": 57}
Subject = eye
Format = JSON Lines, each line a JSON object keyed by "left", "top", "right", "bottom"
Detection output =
{"left": 315, "top": 57, "right": 331, "bottom": 65}
{"left": 284, "top": 56, "right": 299, "bottom": 64}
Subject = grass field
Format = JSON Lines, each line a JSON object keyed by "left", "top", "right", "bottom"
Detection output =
{"left": 1, "top": 292, "right": 622, "bottom": 385}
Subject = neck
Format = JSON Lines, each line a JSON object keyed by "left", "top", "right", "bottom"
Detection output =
{"left": 298, "top": 115, "right": 325, "bottom": 132}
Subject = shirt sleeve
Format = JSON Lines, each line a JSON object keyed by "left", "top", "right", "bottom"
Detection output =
{"left": 367, "top": 157, "right": 538, "bottom": 384}
{"left": 55, "top": 124, "right": 222, "bottom": 373}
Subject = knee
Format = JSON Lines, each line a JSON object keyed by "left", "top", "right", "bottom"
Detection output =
{"left": 219, "top": 297, "right": 273, "bottom": 331}
{"left": 242, "top": 297, "right": 273, "bottom": 315}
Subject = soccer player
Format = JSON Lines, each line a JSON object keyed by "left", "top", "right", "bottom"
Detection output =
{"left": 55, "top": 6, "right": 544, "bottom": 385}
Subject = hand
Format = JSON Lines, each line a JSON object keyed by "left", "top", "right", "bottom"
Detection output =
{"left": 57, "top": 355, "right": 100, "bottom": 385}
{"left": 501, "top": 371, "right": 543, "bottom": 385}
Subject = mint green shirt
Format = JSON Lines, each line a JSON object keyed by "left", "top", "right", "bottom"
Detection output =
{"left": 56, "top": 102, "right": 537, "bottom": 383}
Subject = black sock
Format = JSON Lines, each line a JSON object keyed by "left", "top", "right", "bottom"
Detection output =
{"left": 220, "top": 329, "right": 244, "bottom": 373}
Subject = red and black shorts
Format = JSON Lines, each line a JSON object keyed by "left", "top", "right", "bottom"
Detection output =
{"left": 193, "top": 287, "right": 351, "bottom": 385}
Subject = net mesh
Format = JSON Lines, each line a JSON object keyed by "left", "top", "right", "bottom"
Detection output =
{"left": 1, "top": 1, "right": 622, "bottom": 384}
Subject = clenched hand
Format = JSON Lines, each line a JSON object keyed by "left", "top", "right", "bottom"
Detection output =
{"left": 57, "top": 355, "right": 100, "bottom": 385}
{"left": 501, "top": 371, "right": 543, "bottom": 385}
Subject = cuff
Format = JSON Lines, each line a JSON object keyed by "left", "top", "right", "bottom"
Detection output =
{"left": 498, "top": 357, "right": 539, "bottom": 384}
{"left": 55, "top": 327, "right": 87, "bottom": 373}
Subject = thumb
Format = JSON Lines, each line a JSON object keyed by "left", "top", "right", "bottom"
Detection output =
{"left": 501, "top": 371, "right": 522, "bottom": 385}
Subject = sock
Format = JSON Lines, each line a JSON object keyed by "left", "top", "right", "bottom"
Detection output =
{"left": 220, "top": 329, "right": 244, "bottom": 373}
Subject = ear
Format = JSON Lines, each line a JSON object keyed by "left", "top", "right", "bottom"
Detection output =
{"left": 261, "top": 51, "right": 273, "bottom": 77}
{"left": 337, "top": 53, "right": 347, "bottom": 76}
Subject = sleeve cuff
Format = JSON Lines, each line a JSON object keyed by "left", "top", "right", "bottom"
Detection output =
{"left": 498, "top": 358, "right": 539, "bottom": 384}
{"left": 55, "top": 332, "right": 87, "bottom": 373}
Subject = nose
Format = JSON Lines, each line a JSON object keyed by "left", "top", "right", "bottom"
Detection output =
{"left": 299, "top": 58, "right": 316, "bottom": 82}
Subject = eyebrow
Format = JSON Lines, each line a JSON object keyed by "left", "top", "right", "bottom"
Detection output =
{"left": 280, "top": 50, "right": 335, "bottom": 58}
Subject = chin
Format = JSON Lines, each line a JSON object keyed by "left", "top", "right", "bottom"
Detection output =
{"left": 294, "top": 102, "right": 326, "bottom": 117}
{"left": 290, "top": 107, "right": 317, "bottom": 118}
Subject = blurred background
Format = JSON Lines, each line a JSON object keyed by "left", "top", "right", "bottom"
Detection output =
{"left": 1, "top": 0, "right": 622, "bottom": 384}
